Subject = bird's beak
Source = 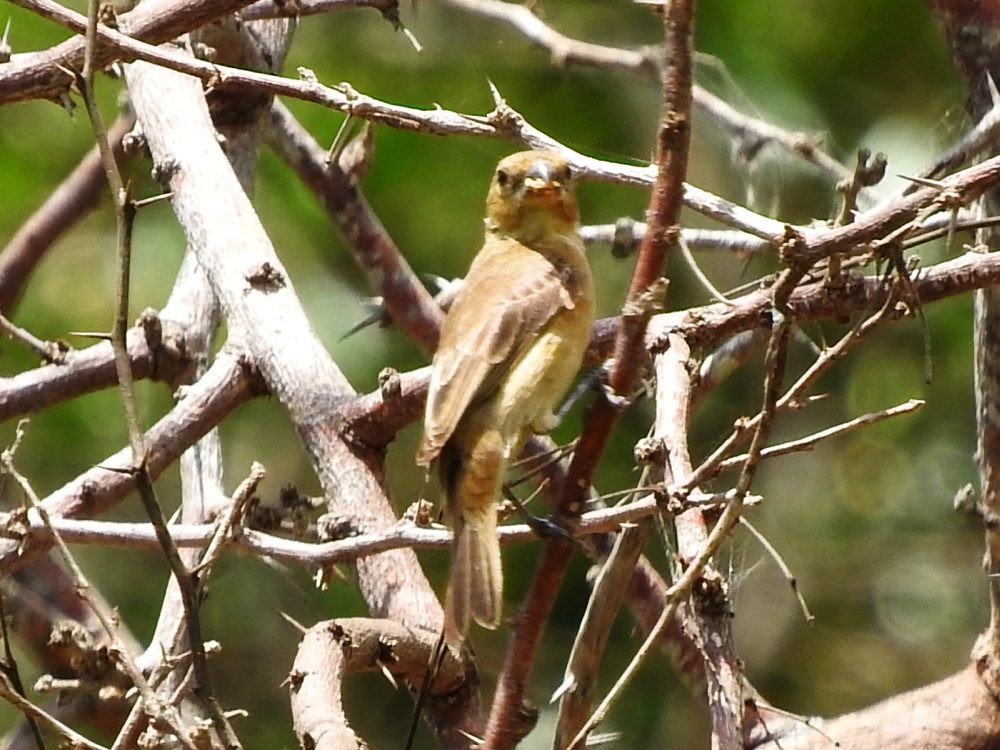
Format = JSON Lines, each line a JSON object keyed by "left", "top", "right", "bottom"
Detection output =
{"left": 523, "top": 160, "right": 561, "bottom": 193}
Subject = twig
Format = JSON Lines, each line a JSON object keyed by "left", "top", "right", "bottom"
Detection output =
{"left": 77, "top": 0, "right": 143, "bottom": 460}
{"left": 81, "top": 5, "right": 239, "bottom": 741}
{"left": 580, "top": 210, "right": 997, "bottom": 256}
{"left": 7, "top": 487, "right": 753, "bottom": 562}
{"left": 438, "top": 0, "right": 658, "bottom": 76}
{"left": 680, "top": 284, "right": 900, "bottom": 489}
{"left": 0, "top": 593, "right": 44, "bottom": 749}
{"left": 739, "top": 517, "right": 813, "bottom": 623}
{"left": 717, "top": 398, "right": 924, "bottom": 471}
{"left": 1, "top": 423, "right": 195, "bottom": 748}
{"left": 676, "top": 230, "right": 733, "bottom": 304}
{"left": 0, "top": 670, "right": 108, "bottom": 750}
{"left": 0, "top": 311, "right": 67, "bottom": 363}
{"left": 196, "top": 462, "right": 266, "bottom": 572}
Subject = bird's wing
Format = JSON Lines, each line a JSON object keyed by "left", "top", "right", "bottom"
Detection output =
{"left": 416, "top": 239, "right": 577, "bottom": 466}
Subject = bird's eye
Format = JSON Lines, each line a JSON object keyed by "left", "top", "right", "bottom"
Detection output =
{"left": 560, "top": 165, "right": 573, "bottom": 182}
{"left": 496, "top": 168, "right": 510, "bottom": 187}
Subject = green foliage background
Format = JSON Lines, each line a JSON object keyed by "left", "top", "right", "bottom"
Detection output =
{"left": 0, "top": 0, "right": 986, "bottom": 747}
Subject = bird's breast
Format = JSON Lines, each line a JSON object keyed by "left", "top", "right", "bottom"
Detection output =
{"left": 492, "top": 279, "right": 595, "bottom": 438}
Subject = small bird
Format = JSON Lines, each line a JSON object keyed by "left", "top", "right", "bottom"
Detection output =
{"left": 416, "top": 151, "right": 595, "bottom": 642}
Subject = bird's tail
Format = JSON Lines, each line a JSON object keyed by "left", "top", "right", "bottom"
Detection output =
{"left": 445, "top": 505, "right": 503, "bottom": 643}
{"left": 441, "top": 424, "right": 506, "bottom": 644}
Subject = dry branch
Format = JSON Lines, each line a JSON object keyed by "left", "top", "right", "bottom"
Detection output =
{"left": 0, "top": 351, "right": 261, "bottom": 576}
{"left": 290, "top": 619, "right": 473, "bottom": 750}
{"left": 264, "top": 101, "right": 443, "bottom": 354}
{"left": 1, "top": 0, "right": 259, "bottom": 104}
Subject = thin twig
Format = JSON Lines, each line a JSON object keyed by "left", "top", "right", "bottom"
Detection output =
{"left": 0, "top": 311, "right": 67, "bottom": 363}
{"left": 80, "top": 4, "right": 240, "bottom": 743}
{"left": 717, "top": 398, "right": 924, "bottom": 471}
{"left": 8, "top": 487, "right": 754, "bottom": 562}
{"left": 683, "top": 285, "right": 901, "bottom": 489}
{"left": 0, "top": 593, "right": 44, "bottom": 749}
{"left": 739, "top": 517, "right": 813, "bottom": 623}
{"left": 0, "top": 670, "right": 109, "bottom": 750}
{"left": 1, "top": 423, "right": 195, "bottom": 748}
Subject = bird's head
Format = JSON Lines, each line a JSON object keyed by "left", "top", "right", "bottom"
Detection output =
{"left": 484, "top": 151, "right": 579, "bottom": 240}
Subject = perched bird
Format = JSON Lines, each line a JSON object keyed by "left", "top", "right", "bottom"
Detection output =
{"left": 416, "top": 151, "right": 595, "bottom": 641}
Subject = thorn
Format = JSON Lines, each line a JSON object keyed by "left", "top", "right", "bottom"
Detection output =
{"left": 486, "top": 77, "right": 505, "bottom": 108}
{"left": 338, "top": 302, "right": 385, "bottom": 342}
{"left": 132, "top": 192, "right": 173, "bottom": 209}
{"left": 278, "top": 611, "right": 308, "bottom": 634}
{"left": 550, "top": 673, "right": 575, "bottom": 703}
{"left": 400, "top": 26, "right": 422, "bottom": 53}
{"left": 378, "top": 660, "right": 399, "bottom": 689}
{"left": 0, "top": 17, "right": 12, "bottom": 63}
{"left": 897, "top": 174, "right": 947, "bottom": 190}
{"left": 68, "top": 331, "right": 112, "bottom": 340}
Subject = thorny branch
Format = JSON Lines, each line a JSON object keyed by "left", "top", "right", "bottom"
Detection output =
{"left": 3, "top": 0, "right": 1000, "bottom": 748}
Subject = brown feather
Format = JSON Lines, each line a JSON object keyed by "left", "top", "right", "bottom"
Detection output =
{"left": 416, "top": 239, "right": 576, "bottom": 466}
{"left": 417, "top": 151, "right": 595, "bottom": 641}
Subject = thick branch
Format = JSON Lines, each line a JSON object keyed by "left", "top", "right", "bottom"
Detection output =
{"left": 1, "top": 0, "right": 259, "bottom": 104}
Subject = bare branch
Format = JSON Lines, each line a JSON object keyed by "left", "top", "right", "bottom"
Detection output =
{"left": 0, "top": 351, "right": 261, "bottom": 576}
{"left": 1, "top": 0, "right": 260, "bottom": 105}
{"left": 264, "top": 101, "right": 444, "bottom": 354}
{"left": 290, "top": 619, "right": 473, "bottom": 750}
{"left": 0, "top": 312, "right": 190, "bottom": 424}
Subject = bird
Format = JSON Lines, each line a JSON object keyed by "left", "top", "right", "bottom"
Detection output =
{"left": 416, "top": 151, "right": 595, "bottom": 642}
